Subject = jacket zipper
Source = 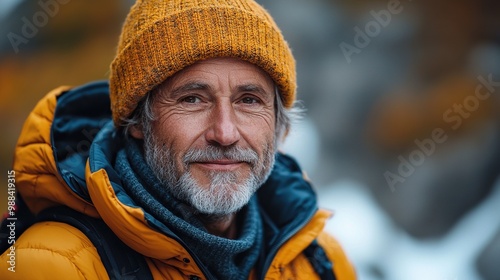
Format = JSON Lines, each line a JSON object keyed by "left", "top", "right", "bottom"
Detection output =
{"left": 169, "top": 234, "right": 217, "bottom": 280}
{"left": 258, "top": 207, "right": 318, "bottom": 279}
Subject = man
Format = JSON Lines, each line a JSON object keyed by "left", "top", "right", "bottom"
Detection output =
{"left": 0, "top": 0, "right": 356, "bottom": 279}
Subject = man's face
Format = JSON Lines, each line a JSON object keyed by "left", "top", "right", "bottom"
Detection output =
{"left": 132, "top": 57, "right": 277, "bottom": 215}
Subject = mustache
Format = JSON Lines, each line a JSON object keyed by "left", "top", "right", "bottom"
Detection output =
{"left": 183, "top": 145, "right": 259, "bottom": 166}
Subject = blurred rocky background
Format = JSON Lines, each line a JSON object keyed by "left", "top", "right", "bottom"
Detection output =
{"left": 1, "top": 0, "right": 499, "bottom": 279}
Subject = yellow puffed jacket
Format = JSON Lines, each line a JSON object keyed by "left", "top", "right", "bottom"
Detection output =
{"left": 0, "top": 81, "right": 356, "bottom": 279}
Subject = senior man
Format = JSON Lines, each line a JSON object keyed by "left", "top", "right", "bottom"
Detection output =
{"left": 0, "top": 0, "right": 356, "bottom": 279}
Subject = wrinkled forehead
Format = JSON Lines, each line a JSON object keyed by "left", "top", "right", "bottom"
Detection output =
{"left": 155, "top": 57, "right": 276, "bottom": 96}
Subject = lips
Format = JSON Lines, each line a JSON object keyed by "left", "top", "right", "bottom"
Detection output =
{"left": 192, "top": 160, "right": 245, "bottom": 171}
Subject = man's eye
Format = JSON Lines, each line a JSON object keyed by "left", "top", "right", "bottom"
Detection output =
{"left": 241, "top": 97, "right": 259, "bottom": 104}
{"left": 182, "top": 96, "right": 200, "bottom": 103}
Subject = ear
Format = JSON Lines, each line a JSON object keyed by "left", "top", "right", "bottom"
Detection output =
{"left": 129, "top": 125, "right": 145, "bottom": 139}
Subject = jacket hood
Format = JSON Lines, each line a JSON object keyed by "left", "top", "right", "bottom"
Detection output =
{"left": 14, "top": 81, "right": 327, "bottom": 275}
{"left": 13, "top": 83, "right": 102, "bottom": 217}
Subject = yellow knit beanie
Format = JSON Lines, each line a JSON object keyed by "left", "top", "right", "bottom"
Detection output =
{"left": 110, "top": 0, "right": 296, "bottom": 126}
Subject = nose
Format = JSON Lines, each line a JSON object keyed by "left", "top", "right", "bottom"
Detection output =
{"left": 205, "top": 101, "right": 241, "bottom": 146}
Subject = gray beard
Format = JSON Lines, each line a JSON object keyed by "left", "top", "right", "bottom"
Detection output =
{"left": 143, "top": 133, "right": 275, "bottom": 216}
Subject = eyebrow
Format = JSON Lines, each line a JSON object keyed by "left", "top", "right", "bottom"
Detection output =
{"left": 168, "top": 82, "right": 211, "bottom": 98}
{"left": 237, "top": 84, "right": 273, "bottom": 99}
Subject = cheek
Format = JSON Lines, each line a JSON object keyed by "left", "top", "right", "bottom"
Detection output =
{"left": 152, "top": 114, "right": 208, "bottom": 163}
{"left": 236, "top": 107, "right": 275, "bottom": 128}
{"left": 156, "top": 110, "right": 209, "bottom": 141}
{"left": 238, "top": 113, "right": 276, "bottom": 150}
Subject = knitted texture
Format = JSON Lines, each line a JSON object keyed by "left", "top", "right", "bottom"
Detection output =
{"left": 110, "top": 0, "right": 296, "bottom": 126}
